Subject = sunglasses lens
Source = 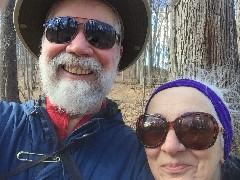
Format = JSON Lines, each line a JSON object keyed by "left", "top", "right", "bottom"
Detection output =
{"left": 45, "top": 17, "right": 78, "bottom": 43}
{"left": 175, "top": 113, "right": 217, "bottom": 149}
{"left": 85, "top": 20, "right": 117, "bottom": 49}
{"left": 137, "top": 115, "right": 168, "bottom": 148}
{"left": 45, "top": 17, "right": 118, "bottom": 49}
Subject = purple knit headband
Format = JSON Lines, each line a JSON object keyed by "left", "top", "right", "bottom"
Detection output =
{"left": 145, "top": 79, "right": 233, "bottom": 159}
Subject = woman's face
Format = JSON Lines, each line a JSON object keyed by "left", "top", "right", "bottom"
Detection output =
{"left": 145, "top": 87, "right": 224, "bottom": 180}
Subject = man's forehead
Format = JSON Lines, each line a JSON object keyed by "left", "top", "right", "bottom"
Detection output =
{"left": 47, "top": 0, "right": 118, "bottom": 24}
{"left": 49, "top": 0, "right": 114, "bottom": 15}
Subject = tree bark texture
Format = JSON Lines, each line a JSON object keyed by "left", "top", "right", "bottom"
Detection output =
{"left": 168, "top": 0, "right": 239, "bottom": 81}
{"left": 0, "top": 0, "right": 19, "bottom": 102}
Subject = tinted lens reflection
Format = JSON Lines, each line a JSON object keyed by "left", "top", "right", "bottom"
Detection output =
{"left": 175, "top": 113, "right": 216, "bottom": 149}
{"left": 46, "top": 17, "right": 78, "bottom": 43}
{"left": 137, "top": 115, "right": 168, "bottom": 148}
{"left": 85, "top": 20, "right": 116, "bottom": 49}
{"left": 45, "top": 17, "right": 117, "bottom": 49}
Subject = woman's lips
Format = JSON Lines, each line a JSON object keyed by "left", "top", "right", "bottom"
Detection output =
{"left": 161, "top": 163, "right": 191, "bottom": 174}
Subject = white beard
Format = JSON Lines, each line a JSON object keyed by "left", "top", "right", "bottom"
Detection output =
{"left": 39, "top": 53, "right": 117, "bottom": 115}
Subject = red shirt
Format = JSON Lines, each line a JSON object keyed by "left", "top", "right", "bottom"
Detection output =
{"left": 46, "top": 97, "right": 106, "bottom": 140}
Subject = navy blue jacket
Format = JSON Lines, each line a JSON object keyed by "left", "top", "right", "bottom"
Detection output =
{"left": 222, "top": 155, "right": 240, "bottom": 180}
{"left": 0, "top": 99, "right": 154, "bottom": 179}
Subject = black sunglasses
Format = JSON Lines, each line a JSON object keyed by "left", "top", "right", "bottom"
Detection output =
{"left": 136, "top": 112, "right": 224, "bottom": 150}
{"left": 44, "top": 16, "right": 120, "bottom": 49}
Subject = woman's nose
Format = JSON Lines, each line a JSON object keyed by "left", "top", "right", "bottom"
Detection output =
{"left": 65, "top": 29, "right": 94, "bottom": 56}
{"left": 160, "top": 129, "right": 186, "bottom": 155}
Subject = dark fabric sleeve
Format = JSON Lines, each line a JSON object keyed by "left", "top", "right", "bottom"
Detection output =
{"left": 222, "top": 155, "right": 240, "bottom": 180}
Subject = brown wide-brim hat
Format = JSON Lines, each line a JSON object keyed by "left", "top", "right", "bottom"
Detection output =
{"left": 14, "top": 0, "right": 150, "bottom": 71}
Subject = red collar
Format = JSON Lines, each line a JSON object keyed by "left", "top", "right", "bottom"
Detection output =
{"left": 46, "top": 97, "right": 106, "bottom": 140}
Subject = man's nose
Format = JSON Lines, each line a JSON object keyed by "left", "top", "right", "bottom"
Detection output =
{"left": 160, "top": 129, "right": 186, "bottom": 155}
{"left": 65, "top": 29, "right": 94, "bottom": 56}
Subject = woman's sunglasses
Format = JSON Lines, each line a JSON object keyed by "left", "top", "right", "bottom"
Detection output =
{"left": 136, "top": 112, "right": 224, "bottom": 150}
{"left": 44, "top": 16, "right": 120, "bottom": 49}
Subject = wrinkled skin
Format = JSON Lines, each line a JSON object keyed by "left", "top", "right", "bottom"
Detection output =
{"left": 145, "top": 87, "right": 224, "bottom": 180}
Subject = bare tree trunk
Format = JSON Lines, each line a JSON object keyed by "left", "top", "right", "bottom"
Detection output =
{"left": 136, "top": 59, "right": 140, "bottom": 83}
{"left": 237, "top": 0, "right": 240, "bottom": 66}
{"left": 139, "top": 51, "right": 146, "bottom": 86}
{"left": 0, "top": 0, "right": 19, "bottom": 102}
{"left": 168, "top": 0, "right": 239, "bottom": 78}
{"left": 168, "top": 0, "right": 178, "bottom": 80}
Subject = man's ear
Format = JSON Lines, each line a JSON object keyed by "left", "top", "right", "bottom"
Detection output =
{"left": 120, "top": 46, "right": 123, "bottom": 56}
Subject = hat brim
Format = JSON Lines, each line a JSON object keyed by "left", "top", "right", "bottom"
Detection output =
{"left": 14, "top": 0, "right": 150, "bottom": 71}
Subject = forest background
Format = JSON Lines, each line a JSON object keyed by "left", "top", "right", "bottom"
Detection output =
{"left": 0, "top": 0, "right": 240, "bottom": 155}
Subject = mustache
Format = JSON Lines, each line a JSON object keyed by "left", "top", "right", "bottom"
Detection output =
{"left": 50, "top": 53, "right": 104, "bottom": 75}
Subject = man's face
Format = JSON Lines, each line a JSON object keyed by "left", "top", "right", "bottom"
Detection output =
{"left": 39, "top": 0, "right": 121, "bottom": 115}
